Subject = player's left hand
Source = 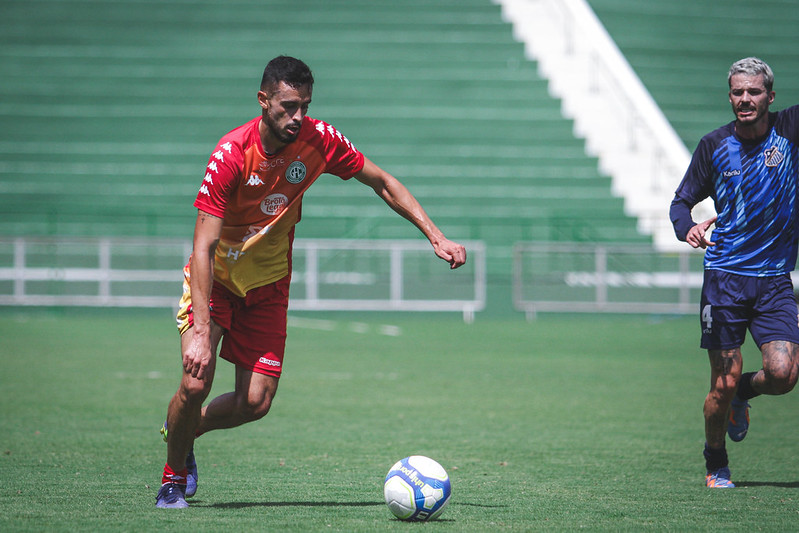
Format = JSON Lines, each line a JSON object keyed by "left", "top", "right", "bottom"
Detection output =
{"left": 686, "top": 216, "right": 717, "bottom": 249}
{"left": 433, "top": 239, "right": 467, "bottom": 269}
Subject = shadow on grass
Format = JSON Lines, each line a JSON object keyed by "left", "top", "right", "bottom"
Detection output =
{"left": 735, "top": 480, "right": 799, "bottom": 488}
{"left": 202, "top": 501, "right": 507, "bottom": 509}
{"left": 203, "top": 501, "right": 384, "bottom": 509}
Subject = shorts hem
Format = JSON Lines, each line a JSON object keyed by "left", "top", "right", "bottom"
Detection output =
{"left": 219, "top": 352, "right": 283, "bottom": 378}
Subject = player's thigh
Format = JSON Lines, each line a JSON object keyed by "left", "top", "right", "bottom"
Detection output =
{"left": 750, "top": 274, "right": 799, "bottom": 348}
{"left": 221, "top": 278, "right": 289, "bottom": 377}
{"left": 178, "top": 319, "right": 226, "bottom": 394}
{"left": 707, "top": 348, "right": 743, "bottom": 386}
{"left": 700, "top": 271, "right": 750, "bottom": 350}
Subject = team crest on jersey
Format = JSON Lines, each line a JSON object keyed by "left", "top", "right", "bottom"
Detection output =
{"left": 285, "top": 160, "right": 307, "bottom": 184}
{"left": 261, "top": 193, "right": 288, "bottom": 216}
{"left": 764, "top": 146, "right": 784, "bottom": 167}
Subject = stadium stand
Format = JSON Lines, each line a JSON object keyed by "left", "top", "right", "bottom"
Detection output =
{"left": 0, "top": 0, "right": 645, "bottom": 262}
{"left": 586, "top": 0, "right": 799, "bottom": 151}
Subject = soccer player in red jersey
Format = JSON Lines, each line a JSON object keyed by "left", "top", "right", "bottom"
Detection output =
{"left": 156, "top": 56, "right": 466, "bottom": 508}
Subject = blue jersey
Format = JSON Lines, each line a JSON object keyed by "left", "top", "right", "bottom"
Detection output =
{"left": 670, "top": 105, "right": 799, "bottom": 276}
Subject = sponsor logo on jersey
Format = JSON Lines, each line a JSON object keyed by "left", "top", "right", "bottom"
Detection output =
{"left": 285, "top": 160, "right": 307, "bottom": 184}
{"left": 764, "top": 146, "right": 784, "bottom": 167}
{"left": 260, "top": 158, "right": 285, "bottom": 171}
{"left": 261, "top": 193, "right": 288, "bottom": 216}
{"left": 722, "top": 169, "right": 741, "bottom": 178}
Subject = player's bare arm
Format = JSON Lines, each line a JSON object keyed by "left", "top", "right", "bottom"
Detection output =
{"left": 183, "top": 210, "right": 223, "bottom": 379}
{"left": 354, "top": 157, "right": 466, "bottom": 269}
{"left": 686, "top": 216, "right": 717, "bottom": 249}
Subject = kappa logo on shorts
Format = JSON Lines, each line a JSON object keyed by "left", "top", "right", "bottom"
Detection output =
{"left": 285, "top": 160, "right": 307, "bottom": 184}
{"left": 258, "top": 357, "right": 281, "bottom": 367}
{"left": 764, "top": 146, "right": 784, "bottom": 167}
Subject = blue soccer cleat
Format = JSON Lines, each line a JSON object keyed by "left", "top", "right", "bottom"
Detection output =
{"left": 706, "top": 467, "right": 735, "bottom": 488}
{"left": 155, "top": 482, "right": 189, "bottom": 508}
{"left": 185, "top": 448, "right": 198, "bottom": 498}
{"left": 728, "top": 397, "right": 750, "bottom": 442}
{"left": 161, "top": 421, "right": 199, "bottom": 498}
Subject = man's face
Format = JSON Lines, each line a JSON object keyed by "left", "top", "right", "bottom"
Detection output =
{"left": 728, "top": 73, "right": 774, "bottom": 128}
{"left": 259, "top": 81, "right": 312, "bottom": 145}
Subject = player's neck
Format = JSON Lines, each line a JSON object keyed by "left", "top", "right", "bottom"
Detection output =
{"left": 734, "top": 118, "right": 769, "bottom": 141}
{"left": 258, "top": 120, "right": 285, "bottom": 156}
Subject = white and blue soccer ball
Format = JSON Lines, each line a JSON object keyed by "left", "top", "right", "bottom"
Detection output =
{"left": 383, "top": 455, "right": 452, "bottom": 521}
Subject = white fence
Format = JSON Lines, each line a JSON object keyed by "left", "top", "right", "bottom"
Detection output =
{"left": 0, "top": 237, "right": 486, "bottom": 322}
{"left": 513, "top": 242, "right": 704, "bottom": 319}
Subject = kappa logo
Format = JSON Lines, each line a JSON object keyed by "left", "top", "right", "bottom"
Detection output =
{"left": 285, "top": 160, "right": 307, "bottom": 184}
{"left": 261, "top": 193, "right": 288, "bottom": 216}
{"left": 764, "top": 146, "right": 784, "bottom": 167}
{"left": 246, "top": 173, "right": 264, "bottom": 186}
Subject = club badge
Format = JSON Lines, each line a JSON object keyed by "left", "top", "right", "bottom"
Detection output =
{"left": 285, "top": 161, "right": 307, "bottom": 184}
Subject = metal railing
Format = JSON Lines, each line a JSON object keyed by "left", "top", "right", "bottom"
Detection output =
{"left": 0, "top": 237, "right": 486, "bottom": 322}
{"left": 513, "top": 241, "right": 704, "bottom": 319}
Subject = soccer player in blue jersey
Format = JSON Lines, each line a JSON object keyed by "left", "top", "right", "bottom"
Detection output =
{"left": 670, "top": 57, "right": 799, "bottom": 488}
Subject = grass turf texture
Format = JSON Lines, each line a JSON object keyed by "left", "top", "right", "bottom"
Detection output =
{"left": 1, "top": 308, "right": 798, "bottom": 531}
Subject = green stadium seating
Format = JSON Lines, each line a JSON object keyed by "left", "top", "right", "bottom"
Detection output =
{"left": 587, "top": 0, "right": 799, "bottom": 150}
{"left": 0, "top": 0, "right": 649, "bottom": 287}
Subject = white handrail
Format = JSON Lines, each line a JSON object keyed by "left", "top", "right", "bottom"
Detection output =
{"left": 494, "top": 0, "right": 714, "bottom": 250}
{"left": 0, "top": 237, "right": 486, "bottom": 322}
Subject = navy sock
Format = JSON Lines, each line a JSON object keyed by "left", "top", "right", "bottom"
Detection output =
{"left": 703, "top": 443, "right": 728, "bottom": 472}
{"left": 736, "top": 371, "right": 761, "bottom": 401}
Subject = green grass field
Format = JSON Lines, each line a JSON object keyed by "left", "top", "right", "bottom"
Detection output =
{"left": 1, "top": 308, "right": 798, "bottom": 531}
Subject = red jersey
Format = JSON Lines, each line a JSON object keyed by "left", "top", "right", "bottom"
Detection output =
{"left": 194, "top": 115, "right": 365, "bottom": 296}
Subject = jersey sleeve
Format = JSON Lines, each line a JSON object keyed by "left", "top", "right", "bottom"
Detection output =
{"left": 776, "top": 104, "right": 799, "bottom": 144}
{"left": 193, "top": 139, "right": 244, "bottom": 217}
{"left": 312, "top": 120, "right": 365, "bottom": 179}
{"left": 670, "top": 135, "right": 716, "bottom": 240}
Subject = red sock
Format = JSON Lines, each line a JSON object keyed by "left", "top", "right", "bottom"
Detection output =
{"left": 162, "top": 463, "right": 189, "bottom": 486}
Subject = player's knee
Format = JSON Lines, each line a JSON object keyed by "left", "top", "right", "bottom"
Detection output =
{"left": 765, "top": 368, "right": 797, "bottom": 395}
{"left": 179, "top": 378, "right": 212, "bottom": 406}
{"left": 712, "top": 373, "right": 739, "bottom": 398}
{"left": 238, "top": 394, "right": 273, "bottom": 422}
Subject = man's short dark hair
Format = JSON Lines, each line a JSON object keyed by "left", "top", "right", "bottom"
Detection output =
{"left": 260, "top": 56, "right": 314, "bottom": 92}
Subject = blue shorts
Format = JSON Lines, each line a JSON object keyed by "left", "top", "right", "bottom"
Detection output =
{"left": 700, "top": 270, "right": 799, "bottom": 350}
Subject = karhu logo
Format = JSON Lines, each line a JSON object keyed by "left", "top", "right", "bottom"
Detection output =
{"left": 246, "top": 174, "right": 264, "bottom": 186}
{"left": 764, "top": 146, "right": 784, "bottom": 167}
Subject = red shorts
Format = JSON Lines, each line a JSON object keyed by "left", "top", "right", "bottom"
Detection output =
{"left": 177, "top": 272, "right": 290, "bottom": 378}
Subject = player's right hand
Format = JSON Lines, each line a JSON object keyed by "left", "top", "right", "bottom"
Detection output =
{"left": 183, "top": 330, "right": 213, "bottom": 380}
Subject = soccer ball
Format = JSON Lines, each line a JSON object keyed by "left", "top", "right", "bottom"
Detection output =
{"left": 383, "top": 455, "right": 451, "bottom": 521}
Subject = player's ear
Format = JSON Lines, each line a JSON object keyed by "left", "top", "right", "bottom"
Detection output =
{"left": 257, "top": 90, "right": 269, "bottom": 110}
